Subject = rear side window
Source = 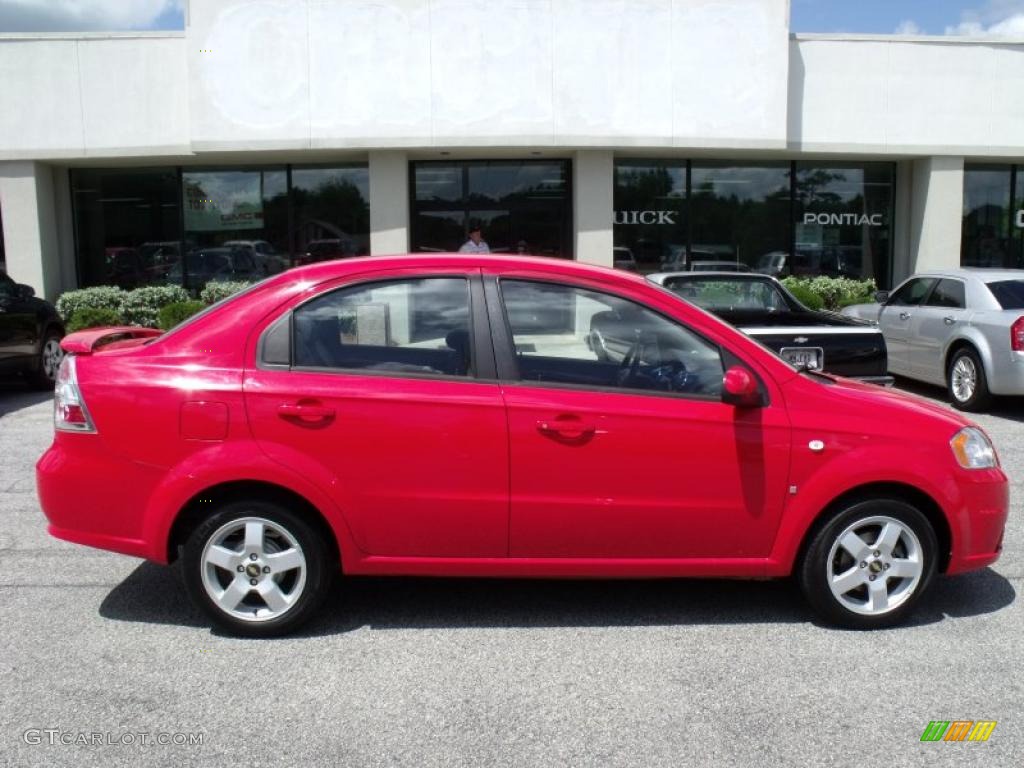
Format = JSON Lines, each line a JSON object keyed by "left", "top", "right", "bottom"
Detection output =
{"left": 925, "top": 279, "right": 965, "bottom": 309}
{"left": 292, "top": 277, "right": 473, "bottom": 377}
{"left": 888, "top": 278, "right": 936, "bottom": 307}
{"left": 986, "top": 280, "right": 1024, "bottom": 309}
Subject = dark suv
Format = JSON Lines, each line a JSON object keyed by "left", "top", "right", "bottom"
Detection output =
{"left": 0, "top": 271, "right": 64, "bottom": 388}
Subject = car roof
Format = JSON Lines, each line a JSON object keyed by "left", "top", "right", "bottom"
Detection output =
{"left": 908, "top": 267, "right": 1024, "bottom": 283}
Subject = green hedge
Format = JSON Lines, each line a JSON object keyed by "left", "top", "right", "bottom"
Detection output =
{"left": 158, "top": 301, "right": 206, "bottom": 330}
{"left": 66, "top": 307, "right": 124, "bottom": 333}
{"left": 199, "top": 280, "right": 255, "bottom": 305}
{"left": 781, "top": 276, "right": 876, "bottom": 312}
{"left": 55, "top": 286, "right": 124, "bottom": 323}
{"left": 118, "top": 285, "right": 190, "bottom": 327}
{"left": 783, "top": 282, "right": 824, "bottom": 311}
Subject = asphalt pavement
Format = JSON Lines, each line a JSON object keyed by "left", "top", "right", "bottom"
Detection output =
{"left": 0, "top": 377, "right": 1021, "bottom": 767}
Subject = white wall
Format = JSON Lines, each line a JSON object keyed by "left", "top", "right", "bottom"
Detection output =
{"left": 909, "top": 156, "right": 964, "bottom": 273}
{"left": 0, "top": 162, "right": 63, "bottom": 299}
{"left": 368, "top": 151, "right": 410, "bottom": 255}
{"left": 574, "top": 151, "right": 614, "bottom": 267}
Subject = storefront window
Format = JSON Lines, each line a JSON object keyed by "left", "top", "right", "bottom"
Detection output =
{"left": 794, "top": 162, "right": 894, "bottom": 287}
{"left": 71, "top": 168, "right": 181, "bottom": 289}
{"left": 0, "top": 203, "right": 5, "bottom": 273}
{"left": 291, "top": 165, "right": 370, "bottom": 264}
{"left": 411, "top": 160, "right": 572, "bottom": 258}
{"left": 690, "top": 162, "right": 791, "bottom": 273}
{"left": 613, "top": 160, "right": 686, "bottom": 273}
{"left": 962, "top": 165, "right": 1024, "bottom": 269}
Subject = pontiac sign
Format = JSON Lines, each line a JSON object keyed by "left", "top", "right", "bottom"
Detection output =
{"left": 803, "top": 212, "right": 883, "bottom": 227}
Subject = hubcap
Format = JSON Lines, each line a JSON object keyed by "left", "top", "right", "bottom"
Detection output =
{"left": 826, "top": 515, "right": 924, "bottom": 616}
{"left": 42, "top": 339, "right": 63, "bottom": 380}
{"left": 200, "top": 517, "right": 307, "bottom": 623}
{"left": 951, "top": 357, "right": 976, "bottom": 402}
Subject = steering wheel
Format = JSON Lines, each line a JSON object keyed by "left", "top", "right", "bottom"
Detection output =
{"left": 617, "top": 335, "right": 644, "bottom": 386}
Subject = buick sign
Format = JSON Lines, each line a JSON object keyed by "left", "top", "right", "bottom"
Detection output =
{"left": 615, "top": 210, "right": 678, "bottom": 225}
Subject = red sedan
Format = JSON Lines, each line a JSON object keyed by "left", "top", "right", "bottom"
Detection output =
{"left": 37, "top": 255, "right": 1008, "bottom": 636}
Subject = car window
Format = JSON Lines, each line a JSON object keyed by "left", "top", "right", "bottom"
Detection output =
{"left": 500, "top": 279, "right": 724, "bottom": 397}
{"left": 925, "top": 279, "right": 966, "bottom": 309}
{"left": 663, "top": 278, "right": 789, "bottom": 312}
{"left": 0, "top": 272, "right": 15, "bottom": 298}
{"left": 888, "top": 278, "right": 937, "bottom": 307}
{"left": 292, "top": 277, "right": 473, "bottom": 377}
{"left": 986, "top": 280, "right": 1024, "bottom": 309}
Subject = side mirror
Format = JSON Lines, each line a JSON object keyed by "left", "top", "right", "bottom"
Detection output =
{"left": 721, "top": 366, "right": 762, "bottom": 408}
{"left": 873, "top": 290, "right": 889, "bottom": 305}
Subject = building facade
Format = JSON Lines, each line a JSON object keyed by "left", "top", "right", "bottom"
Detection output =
{"left": 0, "top": 0, "right": 1022, "bottom": 299}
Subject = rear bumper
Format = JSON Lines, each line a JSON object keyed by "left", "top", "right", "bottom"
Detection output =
{"left": 946, "top": 468, "right": 1009, "bottom": 574}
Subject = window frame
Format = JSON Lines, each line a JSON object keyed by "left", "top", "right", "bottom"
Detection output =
{"left": 257, "top": 272, "right": 496, "bottom": 382}
{"left": 486, "top": 275, "right": 733, "bottom": 403}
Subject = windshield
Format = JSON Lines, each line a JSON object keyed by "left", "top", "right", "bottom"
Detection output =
{"left": 986, "top": 280, "right": 1024, "bottom": 309}
{"left": 664, "top": 278, "right": 790, "bottom": 312}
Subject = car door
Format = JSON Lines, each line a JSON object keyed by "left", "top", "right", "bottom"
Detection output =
{"left": 910, "top": 278, "right": 968, "bottom": 385}
{"left": 877, "top": 277, "right": 937, "bottom": 375}
{"left": 243, "top": 269, "right": 510, "bottom": 557}
{"left": 0, "top": 273, "right": 36, "bottom": 369}
{"left": 488, "top": 273, "right": 791, "bottom": 560}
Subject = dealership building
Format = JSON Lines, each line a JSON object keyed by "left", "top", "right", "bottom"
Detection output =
{"left": 1, "top": 0, "right": 1023, "bottom": 299}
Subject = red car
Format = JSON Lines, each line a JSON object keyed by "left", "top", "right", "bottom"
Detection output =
{"left": 37, "top": 255, "right": 1008, "bottom": 636}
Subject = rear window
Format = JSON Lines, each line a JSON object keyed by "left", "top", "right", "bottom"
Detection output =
{"left": 986, "top": 280, "right": 1024, "bottom": 309}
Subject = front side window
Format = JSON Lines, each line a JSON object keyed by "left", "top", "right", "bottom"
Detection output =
{"left": 888, "top": 278, "right": 936, "bottom": 307}
{"left": 292, "top": 277, "right": 472, "bottom": 377}
{"left": 500, "top": 280, "right": 724, "bottom": 397}
{"left": 925, "top": 279, "right": 965, "bottom": 309}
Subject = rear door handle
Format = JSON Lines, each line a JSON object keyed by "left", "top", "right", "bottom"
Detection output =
{"left": 944, "top": 316, "right": 956, "bottom": 325}
{"left": 277, "top": 402, "right": 335, "bottom": 423}
{"left": 899, "top": 312, "right": 911, "bottom": 320}
{"left": 537, "top": 417, "right": 596, "bottom": 439}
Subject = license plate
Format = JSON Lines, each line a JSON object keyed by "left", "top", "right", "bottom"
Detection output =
{"left": 780, "top": 346, "right": 823, "bottom": 370}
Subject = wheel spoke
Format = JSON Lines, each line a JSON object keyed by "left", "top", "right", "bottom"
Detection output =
{"left": 867, "top": 579, "right": 889, "bottom": 612}
{"left": 839, "top": 531, "right": 870, "bottom": 561}
{"left": 217, "top": 577, "right": 251, "bottom": 611}
{"left": 875, "top": 522, "right": 902, "bottom": 557}
{"left": 258, "top": 581, "right": 290, "bottom": 613}
{"left": 205, "top": 544, "right": 239, "bottom": 571}
{"left": 831, "top": 566, "right": 865, "bottom": 596}
{"left": 888, "top": 558, "right": 922, "bottom": 580}
{"left": 265, "top": 548, "right": 303, "bottom": 574}
{"left": 244, "top": 521, "right": 265, "bottom": 554}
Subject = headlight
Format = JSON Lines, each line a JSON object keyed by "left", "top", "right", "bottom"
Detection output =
{"left": 950, "top": 427, "right": 998, "bottom": 469}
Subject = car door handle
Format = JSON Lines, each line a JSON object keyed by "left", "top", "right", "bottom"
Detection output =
{"left": 537, "top": 417, "right": 596, "bottom": 439}
{"left": 944, "top": 316, "right": 956, "bottom": 325}
{"left": 277, "top": 402, "right": 335, "bottom": 423}
{"left": 899, "top": 312, "right": 911, "bottom": 320}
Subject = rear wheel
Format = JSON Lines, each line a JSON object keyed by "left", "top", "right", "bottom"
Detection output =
{"left": 947, "top": 347, "right": 992, "bottom": 412}
{"left": 182, "top": 500, "right": 333, "bottom": 637}
{"left": 28, "top": 332, "right": 63, "bottom": 389}
{"left": 799, "top": 499, "right": 937, "bottom": 629}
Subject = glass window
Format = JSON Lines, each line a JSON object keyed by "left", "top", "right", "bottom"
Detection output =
{"left": 293, "top": 278, "right": 472, "bottom": 377}
{"left": 71, "top": 168, "right": 181, "bottom": 288}
{"left": 182, "top": 169, "right": 289, "bottom": 287}
{"left": 291, "top": 165, "right": 370, "bottom": 265}
{"left": 613, "top": 160, "right": 687, "bottom": 274}
{"left": 690, "top": 162, "right": 791, "bottom": 274}
{"left": 925, "top": 279, "right": 965, "bottom": 309}
{"left": 986, "top": 280, "right": 1024, "bottom": 310}
{"left": 0, "top": 203, "right": 5, "bottom": 273}
{"left": 662, "top": 276, "right": 790, "bottom": 313}
{"left": 961, "top": 165, "right": 1013, "bottom": 269}
{"left": 794, "top": 162, "right": 894, "bottom": 286}
{"left": 411, "top": 161, "right": 572, "bottom": 258}
{"left": 500, "top": 279, "right": 724, "bottom": 396}
{"left": 889, "top": 278, "right": 937, "bottom": 307}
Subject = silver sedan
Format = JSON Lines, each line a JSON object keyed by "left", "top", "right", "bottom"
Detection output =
{"left": 842, "top": 268, "right": 1024, "bottom": 411}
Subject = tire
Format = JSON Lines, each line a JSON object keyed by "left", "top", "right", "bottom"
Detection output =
{"left": 798, "top": 499, "right": 938, "bottom": 629}
{"left": 28, "top": 331, "right": 63, "bottom": 389}
{"left": 182, "top": 500, "right": 334, "bottom": 637}
{"left": 947, "top": 347, "right": 992, "bottom": 412}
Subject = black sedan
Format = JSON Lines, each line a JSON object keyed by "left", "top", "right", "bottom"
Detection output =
{"left": 647, "top": 272, "right": 891, "bottom": 384}
{"left": 0, "top": 270, "right": 64, "bottom": 388}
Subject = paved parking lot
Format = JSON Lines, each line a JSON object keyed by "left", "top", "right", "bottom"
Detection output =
{"left": 1, "top": 378, "right": 1021, "bottom": 767}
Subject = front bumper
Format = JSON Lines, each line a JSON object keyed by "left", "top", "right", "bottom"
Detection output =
{"left": 945, "top": 467, "right": 1009, "bottom": 574}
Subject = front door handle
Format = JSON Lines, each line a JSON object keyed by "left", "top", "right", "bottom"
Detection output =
{"left": 944, "top": 316, "right": 956, "bottom": 325}
{"left": 278, "top": 402, "right": 335, "bottom": 424}
{"left": 537, "top": 417, "right": 596, "bottom": 440}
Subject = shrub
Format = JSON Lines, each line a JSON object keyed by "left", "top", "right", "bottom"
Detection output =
{"left": 118, "top": 285, "right": 190, "bottom": 327}
{"left": 781, "top": 276, "right": 876, "bottom": 312}
{"left": 158, "top": 300, "right": 206, "bottom": 330}
{"left": 200, "top": 280, "right": 255, "bottom": 305}
{"left": 783, "top": 281, "right": 825, "bottom": 311}
{"left": 66, "top": 307, "right": 124, "bottom": 333}
{"left": 55, "top": 286, "right": 125, "bottom": 323}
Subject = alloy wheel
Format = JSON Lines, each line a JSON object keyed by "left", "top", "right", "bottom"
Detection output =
{"left": 41, "top": 338, "right": 63, "bottom": 381}
{"left": 951, "top": 356, "right": 977, "bottom": 403}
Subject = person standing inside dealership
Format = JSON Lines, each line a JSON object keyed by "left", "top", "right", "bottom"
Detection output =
{"left": 459, "top": 224, "right": 490, "bottom": 254}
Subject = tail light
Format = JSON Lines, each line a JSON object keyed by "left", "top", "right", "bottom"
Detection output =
{"left": 54, "top": 355, "right": 96, "bottom": 433}
{"left": 1012, "top": 317, "right": 1024, "bottom": 352}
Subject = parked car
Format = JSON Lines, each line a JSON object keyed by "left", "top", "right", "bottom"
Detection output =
{"left": 688, "top": 260, "right": 751, "bottom": 272}
{"left": 223, "top": 240, "right": 289, "bottom": 275}
{"left": 648, "top": 272, "right": 891, "bottom": 383}
{"left": 0, "top": 270, "right": 64, "bottom": 388}
{"left": 168, "top": 247, "right": 260, "bottom": 287}
{"left": 841, "top": 268, "right": 1024, "bottom": 411}
{"left": 296, "top": 238, "right": 360, "bottom": 266}
{"left": 612, "top": 246, "right": 638, "bottom": 271}
{"left": 38, "top": 255, "right": 1007, "bottom": 636}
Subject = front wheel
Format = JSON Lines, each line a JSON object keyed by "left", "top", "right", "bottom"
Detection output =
{"left": 182, "top": 501, "right": 333, "bottom": 637}
{"left": 799, "top": 500, "right": 937, "bottom": 629}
